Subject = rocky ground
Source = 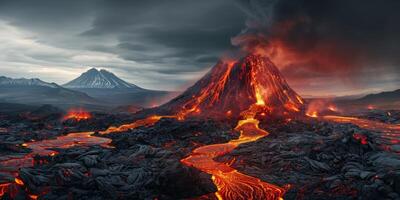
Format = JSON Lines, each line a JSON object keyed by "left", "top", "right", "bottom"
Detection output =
{"left": 0, "top": 109, "right": 399, "bottom": 199}
{"left": 1, "top": 118, "right": 237, "bottom": 199}
{"left": 357, "top": 110, "right": 400, "bottom": 124}
{"left": 0, "top": 105, "right": 134, "bottom": 156}
{"left": 217, "top": 111, "right": 400, "bottom": 200}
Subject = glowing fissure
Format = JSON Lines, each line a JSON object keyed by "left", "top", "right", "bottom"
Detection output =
{"left": 176, "top": 61, "right": 236, "bottom": 119}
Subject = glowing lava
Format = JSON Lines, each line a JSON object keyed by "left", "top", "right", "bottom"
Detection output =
{"left": 99, "top": 115, "right": 173, "bottom": 134}
{"left": 181, "top": 104, "right": 286, "bottom": 200}
{"left": 0, "top": 131, "right": 112, "bottom": 198}
{"left": 0, "top": 54, "right": 300, "bottom": 199}
{"left": 63, "top": 108, "right": 91, "bottom": 121}
{"left": 161, "top": 54, "right": 304, "bottom": 118}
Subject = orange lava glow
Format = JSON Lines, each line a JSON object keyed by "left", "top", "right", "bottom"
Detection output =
{"left": 0, "top": 130, "right": 113, "bottom": 198}
{"left": 328, "top": 105, "right": 338, "bottom": 112}
{"left": 63, "top": 108, "right": 91, "bottom": 121}
{"left": 0, "top": 183, "right": 10, "bottom": 197}
{"left": 99, "top": 115, "right": 175, "bottom": 134}
{"left": 14, "top": 178, "right": 24, "bottom": 186}
{"left": 306, "top": 111, "right": 318, "bottom": 118}
{"left": 306, "top": 99, "right": 339, "bottom": 118}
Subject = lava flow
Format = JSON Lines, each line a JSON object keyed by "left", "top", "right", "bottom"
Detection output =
{"left": 322, "top": 115, "right": 400, "bottom": 151}
{"left": 99, "top": 115, "right": 175, "bottom": 134}
{"left": 0, "top": 54, "right": 300, "bottom": 199}
{"left": 160, "top": 54, "right": 304, "bottom": 118}
{"left": 181, "top": 104, "right": 286, "bottom": 200}
{"left": 178, "top": 54, "right": 299, "bottom": 200}
{"left": 0, "top": 131, "right": 112, "bottom": 198}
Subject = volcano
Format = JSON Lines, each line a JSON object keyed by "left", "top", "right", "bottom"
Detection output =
{"left": 159, "top": 54, "right": 304, "bottom": 118}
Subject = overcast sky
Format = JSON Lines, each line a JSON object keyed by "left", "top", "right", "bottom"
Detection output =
{"left": 0, "top": 0, "right": 399, "bottom": 96}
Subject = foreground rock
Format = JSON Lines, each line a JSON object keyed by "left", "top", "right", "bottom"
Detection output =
{"left": 2, "top": 118, "right": 236, "bottom": 199}
{"left": 217, "top": 115, "right": 400, "bottom": 200}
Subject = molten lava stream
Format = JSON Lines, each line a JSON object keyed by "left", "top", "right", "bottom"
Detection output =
{"left": 99, "top": 115, "right": 174, "bottom": 134}
{"left": 181, "top": 117, "right": 285, "bottom": 200}
{"left": 0, "top": 131, "right": 112, "bottom": 198}
{"left": 0, "top": 115, "right": 170, "bottom": 198}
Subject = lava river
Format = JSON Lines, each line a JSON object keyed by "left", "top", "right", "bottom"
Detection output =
{"left": 0, "top": 115, "right": 169, "bottom": 198}
{"left": 0, "top": 131, "right": 112, "bottom": 199}
{"left": 181, "top": 105, "right": 286, "bottom": 200}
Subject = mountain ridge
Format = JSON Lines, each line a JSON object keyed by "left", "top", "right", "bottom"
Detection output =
{"left": 0, "top": 76, "right": 58, "bottom": 88}
{"left": 0, "top": 75, "right": 101, "bottom": 109}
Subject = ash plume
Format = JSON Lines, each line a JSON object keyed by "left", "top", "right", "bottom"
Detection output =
{"left": 233, "top": 0, "right": 400, "bottom": 94}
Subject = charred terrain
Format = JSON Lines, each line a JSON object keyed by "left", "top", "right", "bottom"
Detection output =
{"left": 0, "top": 54, "right": 399, "bottom": 200}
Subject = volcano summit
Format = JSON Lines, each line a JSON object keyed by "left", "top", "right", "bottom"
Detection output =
{"left": 160, "top": 54, "right": 304, "bottom": 118}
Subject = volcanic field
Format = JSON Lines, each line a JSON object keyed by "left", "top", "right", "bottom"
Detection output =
{"left": 0, "top": 54, "right": 399, "bottom": 200}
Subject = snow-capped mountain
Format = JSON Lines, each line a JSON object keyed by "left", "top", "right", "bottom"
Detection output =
{"left": 0, "top": 76, "right": 100, "bottom": 107}
{"left": 0, "top": 76, "right": 58, "bottom": 88}
{"left": 63, "top": 68, "right": 143, "bottom": 90}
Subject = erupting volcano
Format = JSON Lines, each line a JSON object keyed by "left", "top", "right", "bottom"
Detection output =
{"left": 160, "top": 54, "right": 304, "bottom": 119}
{"left": 170, "top": 53, "right": 302, "bottom": 199}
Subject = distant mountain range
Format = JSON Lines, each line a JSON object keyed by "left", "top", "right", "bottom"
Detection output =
{"left": 0, "top": 76, "right": 58, "bottom": 88}
{"left": 0, "top": 68, "right": 174, "bottom": 110}
{"left": 0, "top": 76, "right": 99, "bottom": 109}
{"left": 328, "top": 89, "right": 400, "bottom": 111}
{"left": 358, "top": 89, "right": 400, "bottom": 102}
{"left": 1, "top": 68, "right": 398, "bottom": 112}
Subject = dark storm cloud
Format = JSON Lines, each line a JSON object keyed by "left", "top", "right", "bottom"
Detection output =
{"left": 80, "top": 0, "right": 245, "bottom": 72}
{"left": 234, "top": 0, "right": 400, "bottom": 95}
{"left": 0, "top": 0, "right": 246, "bottom": 90}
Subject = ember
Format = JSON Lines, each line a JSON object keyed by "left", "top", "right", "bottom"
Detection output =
{"left": 353, "top": 133, "right": 368, "bottom": 145}
{"left": 14, "top": 178, "right": 24, "bottom": 186}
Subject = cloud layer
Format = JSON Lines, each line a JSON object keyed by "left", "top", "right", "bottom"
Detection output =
{"left": 0, "top": 0, "right": 244, "bottom": 90}
{"left": 0, "top": 0, "right": 398, "bottom": 95}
